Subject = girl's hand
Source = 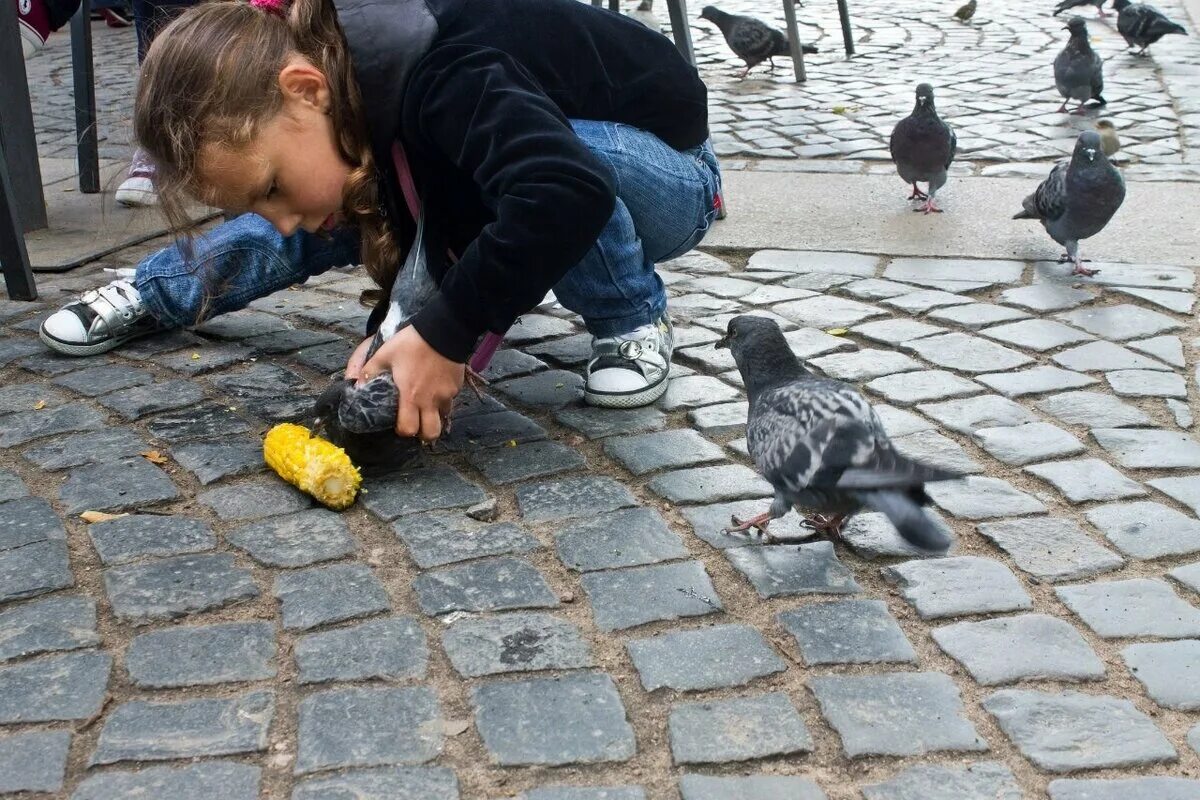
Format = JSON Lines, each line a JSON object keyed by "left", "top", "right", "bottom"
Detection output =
{"left": 344, "top": 335, "right": 374, "bottom": 382}
{"left": 360, "top": 326, "right": 465, "bottom": 441}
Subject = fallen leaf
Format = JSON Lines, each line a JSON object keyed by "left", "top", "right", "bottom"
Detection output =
{"left": 506, "top": 439, "right": 518, "bottom": 448}
{"left": 825, "top": 328, "right": 849, "bottom": 336}
{"left": 141, "top": 450, "right": 169, "bottom": 465}
{"left": 832, "top": 105, "right": 847, "bottom": 114}
{"left": 33, "top": 400, "right": 46, "bottom": 410}
{"left": 80, "top": 511, "right": 128, "bottom": 524}
{"left": 190, "top": 352, "right": 201, "bottom": 360}
{"left": 555, "top": 382, "right": 565, "bottom": 389}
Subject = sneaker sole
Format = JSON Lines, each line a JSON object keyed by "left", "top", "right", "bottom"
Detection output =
{"left": 38, "top": 325, "right": 154, "bottom": 357}
{"left": 115, "top": 188, "right": 158, "bottom": 208}
{"left": 584, "top": 374, "right": 670, "bottom": 409}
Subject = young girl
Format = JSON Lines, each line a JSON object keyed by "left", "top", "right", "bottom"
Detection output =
{"left": 39, "top": 0, "right": 721, "bottom": 441}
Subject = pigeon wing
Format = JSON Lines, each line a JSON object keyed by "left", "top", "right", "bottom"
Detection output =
{"left": 945, "top": 122, "right": 957, "bottom": 168}
{"left": 728, "top": 18, "right": 775, "bottom": 62}
{"left": 1027, "top": 160, "right": 1069, "bottom": 221}
{"left": 337, "top": 373, "right": 401, "bottom": 434}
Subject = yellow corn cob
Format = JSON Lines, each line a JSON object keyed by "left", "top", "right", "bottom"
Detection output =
{"left": 263, "top": 423, "right": 362, "bottom": 510}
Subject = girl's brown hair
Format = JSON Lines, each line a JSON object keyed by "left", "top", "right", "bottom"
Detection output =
{"left": 134, "top": 0, "right": 397, "bottom": 316}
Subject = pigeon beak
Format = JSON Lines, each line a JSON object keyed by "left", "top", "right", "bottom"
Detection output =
{"left": 1086, "top": 148, "right": 1096, "bottom": 160}
{"left": 714, "top": 335, "right": 730, "bottom": 350}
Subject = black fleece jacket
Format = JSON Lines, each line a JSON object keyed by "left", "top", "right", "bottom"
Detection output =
{"left": 333, "top": 0, "right": 709, "bottom": 362}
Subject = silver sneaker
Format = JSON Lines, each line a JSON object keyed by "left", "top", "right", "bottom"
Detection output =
{"left": 39, "top": 270, "right": 164, "bottom": 356}
{"left": 584, "top": 314, "right": 673, "bottom": 409}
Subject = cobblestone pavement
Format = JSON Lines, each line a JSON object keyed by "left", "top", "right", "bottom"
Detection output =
{"left": 4, "top": 248, "right": 1200, "bottom": 798}
{"left": 22, "top": 0, "right": 1200, "bottom": 178}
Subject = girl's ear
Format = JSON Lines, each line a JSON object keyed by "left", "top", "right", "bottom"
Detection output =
{"left": 278, "top": 60, "right": 332, "bottom": 114}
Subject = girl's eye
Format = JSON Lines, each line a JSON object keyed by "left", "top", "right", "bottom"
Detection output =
{"left": 265, "top": 181, "right": 279, "bottom": 198}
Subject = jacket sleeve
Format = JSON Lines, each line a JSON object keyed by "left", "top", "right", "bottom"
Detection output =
{"left": 403, "top": 45, "right": 617, "bottom": 363}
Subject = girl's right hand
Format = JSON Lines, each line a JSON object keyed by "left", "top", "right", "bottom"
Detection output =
{"left": 344, "top": 335, "right": 374, "bottom": 383}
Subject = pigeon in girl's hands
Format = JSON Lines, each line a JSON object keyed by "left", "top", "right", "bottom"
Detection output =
{"left": 1054, "top": 17, "right": 1106, "bottom": 114}
{"left": 1014, "top": 130, "right": 1125, "bottom": 277}
{"left": 1113, "top": 0, "right": 1187, "bottom": 54}
{"left": 889, "top": 83, "right": 957, "bottom": 214}
{"left": 313, "top": 375, "right": 421, "bottom": 468}
{"left": 699, "top": 6, "right": 818, "bottom": 78}
{"left": 716, "top": 315, "right": 956, "bottom": 551}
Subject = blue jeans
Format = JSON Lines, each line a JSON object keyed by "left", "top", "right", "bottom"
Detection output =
{"left": 135, "top": 120, "right": 721, "bottom": 340}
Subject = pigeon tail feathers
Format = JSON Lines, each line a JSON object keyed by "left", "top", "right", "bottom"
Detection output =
{"left": 855, "top": 490, "right": 952, "bottom": 551}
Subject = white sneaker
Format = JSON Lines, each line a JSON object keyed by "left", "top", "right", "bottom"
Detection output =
{"left": 39, "top": 271, "right": 165, "bottom": 356}
{"left": 584, "top": 314, "right": 673, "bottom": 409}
{"left": 115, "top": 149, "right": 158, "bottom": 207}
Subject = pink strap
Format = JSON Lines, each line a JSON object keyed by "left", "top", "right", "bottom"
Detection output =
{"left": 390, "top": 141, "right": 505, "bottom": 373}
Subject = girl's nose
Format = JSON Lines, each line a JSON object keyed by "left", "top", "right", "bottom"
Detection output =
{"left": 260, "top": 208, "right": 303, "bottom": 237}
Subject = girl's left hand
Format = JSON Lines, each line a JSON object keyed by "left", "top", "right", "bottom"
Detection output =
{"left": 360, "top": 326, "right": 465, "bottom": 441}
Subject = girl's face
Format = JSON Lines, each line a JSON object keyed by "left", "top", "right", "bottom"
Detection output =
{"left": 197, "top": 60, "right": 351, "bottom": 236}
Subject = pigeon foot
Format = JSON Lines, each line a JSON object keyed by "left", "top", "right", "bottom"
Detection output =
{"left": 914, "top": 198, "right": 944, "bottom": 214}
{"left": 1070, "top": 262, "right": 1100, "bottom": 277}
{"left": 1056, "top": 101, "right": 1070, "bottom": 113}
{"left": 801, "top": 513, "right": 847, "bottom": 538}
{"left": 724, "top": 512, "right": 776, "bottom": 542}
{"left": 907, "top": 184, "right": 928, "bottom": 201}
{"left": 464, "top": 366, "right": 490, "bottom": 401}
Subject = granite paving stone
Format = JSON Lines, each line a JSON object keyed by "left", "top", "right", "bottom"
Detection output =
{"left": 494, "top": 370, "right": 585, "bottom": 409}
{"left": 0, "top": 383, "right": 69, "bottom": 415}
{"left": 292, "top": 767, "right": 459, "bottom": 800}
{"left": 524, "top": 333, "right": 592, "bottom": 366}
{"left": 87, "top": 514, "right": 214, "bottom": 565}
{"left": 154, "top": 343, "right": 256, "bottom": 375}
{"left": 466, "top": 440, "right": 585, "bottom": 484}
{"left": 1106, "top": 369, "right": 1188, "bottom": 398}
{"left": 13, "top": 351, "right": 109, "bottom": 377}
{"left": 854, "top": 318, "right": 946, "bottom": 345}
{"left": 844, "top": 278, "right": 923, "bottom": 301}
{"left": 999, "top": 284, "right": 1095, "bottom": 312}
{"left": 97, "top": 379, "right": 206, "bottom": 420}
{"left": 725, "top": 541, "right": 860, "bottom": 598}
{"left": 927, "top": 303, "right": 1030, "bottom": 329}
{"left": 198, "top": 479, "right": 313, "bottom": 520}
{"left": 0, "top": 730, "right": 72, "bottom": 793}
{"left": 884, "top": 258, "right": 1023, "bottom": 289}
{"left": 973, "top": 423, "right": 1086, "bottom": 465}
{"left": 668, "top": 692, "right": 812, "bottom": 764}
{"left": 275, "top": 563, "right": 390, "bottom": 630}
{"left": 916, "top": 394, "right": 1038, "bottom": 434}
{"left": 1129, "top": 335, "right": 1185, "bottom": 367}
{"left": 414, "top": 557, "right": 558, "bottom": 616}
{"left": 516, "top": 476, "right": 637, "bottom": 522}
{"left": 195, "top": 310, "right": 292, "bottom": 339}
{"left": 0, "top": 496, "right": 61, "bottom": 551}
{"left": 903, "top": 332, "right": 1032, "bottom": 373}
{"left": 20, "top": 427, "right": 148, "bottom": 469}
{"left": 145, "top": 402, "right": 252, "bottom": 442}
{"left": 626, "top": 624, "right": 786, "bottom": 691}
{"left": 977, "top": 366, "right": 1097, "bottom": 397}
{"left": 1092, "top": 428, "right": 1200, "bottom": 468}
{"left": 1048, "top": 778, "right": 1200, "bottom": 800}
{"left": 295, "top": 686, "right": 442, "bottom": 773}
{"left": 810, "top": 672, "right": 986, "bottom": 758}
{"left": 0, "top": 470, "right": 27, "bottom": 503}
{"left": 680, "top": 500, "right": 816, "bottom": 549}
{"left": 659, "top": 375, "right": 743, "bottom": 410}
{"left": 295, "top": 616, "right": 427, "bottom": 684}
{"left": 0, "top": 337, "right": 46, "bottom": 368}
{"left": 442, "top": 612, "right": 593, "bottom": 677}
{"left": 603, "top": 429, "right": 726, "bottom": 475}
{"left": 504, "top": 314, "right": 577, "bottom": 344}
{"left": 874, "top": 404, "right": 936, "bottom": 437}
{"left": 810, "top": 348, "right": 922, "bottom": 381}
{"left": 1052, "top": 341, "right": 1173, "bottom": 372}
{"left": 779, "top": 599, "right": 915, "bottom": 664}
{"left": 0, "top": 596, "right": 99, "bottom": 662}
{"left": 170, "top": 439, "right": 266, "bottom": 484}
{"left": 783, "top": 327, "right": 857, "bottom": 358}
{"left": 51, "top": 364, "right": 155, "bottom": 397}
{"left": 555, "top": 406, "right": 665, "bottom": 439}
{"left": 481, "top": 348, "right": 547, "bottom": 381}
{"left": 983, "top": 689, "right": 1175, "bottom": 772}
{"left": 1036, "top": 391, "right": 1154, "bottom": 427}
{"left": 861, "top": 763, "right": 1023, "bottom": 800}
{"left": 59, "top": 457, "right": 180, "bottom": 514}
{"left": 980, "top": 319, "right": 1094, "bottom": 351}
{"left": 1057, "top": 304, "right": 1184, "bottom": 341}
{"left": 678, "top": 775, "right": 827, "bottom": 800}
{"left": 1026, "top": 459, "right": 1147, "bottom": 503}
{"left": 0, "top": 402, "right": 106, "bottom": 448}
{"left": 523, "top": 787, "right": 645, "bottom": 800}
{"left": 362, "top": 465, "right": 488, "bottom": 520}
{"left": 925, "top": 476, "right": 1047, "bottom": 519}
{"left": 747, "top": 250, "right": 878, "bottom": 276}
{"left": 1085, "top": 502, "right": 1200, "bottom": 559}
{"left": 1113, "top": 288, "right": 1196, "bottom": 315}
{"left": 677, "top": 342, "right": 737, "bottom": 373}
{"left": 1192, "top": 724, "right": 1200, "bottom": 755}
{"left": 582, "top": 560, "right": 720, "bottom": 631}
{"left": 976, "top": 517, "right": 1124, "bottom": 582}
{"left": 1150, "top": 476, "right": 1200, "bottom": 516}
{"left": 866, "top": 370, "right": 982, "bottom": 405}
{"left": 70, "top": 762, "right": 262, "bottom": 800}
{"left": 933, "top": 614, "right": 1105, "bottom": 685}
{"left": 555, "top": 507, "right": 688, "bottom": 571}
{"left": 105, "top": 553, "right": 259, "bottom": 624}
{"left": 773, "top": 295, "right": 887, "bottom": 328}
{"left": 1170, "top": 562, "right": 1200, "bottom": 594}
{"left": 0, "top": 538, "right": 72, "bottom": 602}
{"left": 471, "top": 673, "right": 635, "bottom": 766}
{"left": 647, "top": 464, "right": 772, "bottom": 504}
{"left": 0, "top": 651, "right": 111, "bottom": 723}
{"left": 883, "top": 290, "right": 976, "bottom": 314}
{"left": 227, "top": 508, "right": 356, "bottom": 567}
{"left": 1056, "top": 579, "right": 1200, "bottom": 638}
{"left": 394, "top": 513, "right": 540, "bottom": 568}
{"left": 840, "top": 511, "right": 955, "bottom": 559}
{"left": 883, "top": 556, "right": 1032, "bottom": 619}
{"left": 125, "top": 622, "right": 276, "bottom": 688}
{"left": 1122, "top": 640, "right": 1200, "bottom": 709}
{"left": 687, "top": 401, "right": 749, "bottom": 435}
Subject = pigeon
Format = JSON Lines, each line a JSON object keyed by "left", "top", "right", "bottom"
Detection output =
{"left": 1113, "top": 0, "right": 1187, "bottom": 53}
{"left": 716, "top": 315, "right": 956, "bottom": 551}
{"left": 1054, "top": 0, "right": 1106, "bottom": 17}
{"left": 1014, "top": 130, "right": 1125, "bottom": 277}
{"left": 699, "top": 6, "right": 818, "bottom": 78}
{"left": 1096, "top": 118, "right": 1120, "bottom": 155}
{"left": 629, "top": 0, "right": 663, "bottom": 32}
{"left": 953, "top": 0, "right": 977, "bottom": 22}
{"left": 889, "top": 83, "right": 957, "bottom": 214}
{"left": 1054, "top": 16, "right": 1106, "bottom": 114}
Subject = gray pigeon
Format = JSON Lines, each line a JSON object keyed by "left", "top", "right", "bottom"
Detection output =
{"left": 1113, "top": 0, "right": 1187, "bottom": 54}
{"left": 1054, "top": 17, "right": 1106, "bottom": 113}
{"left": 889, "top": 83, "right": 957, "bottom": 214}
{"left": 1054, "top": 0, "right": 1107, "bottom": 17}
{"left": 1014, "top": 130, "right": 1125, "bottom": 277}
{"left": 716, "top": 315, "right": 956, "bottom": 551}
{"left": 699, "top": 6, "right": 818, "bottom": 78}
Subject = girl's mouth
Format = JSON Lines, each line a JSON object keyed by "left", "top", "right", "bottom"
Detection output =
{"left": 320, "top": 213, "right": 338, "bottom": 231}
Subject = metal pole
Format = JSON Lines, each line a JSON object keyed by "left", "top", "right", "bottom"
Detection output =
{"left": 0, "top": 0, "right": 48, "bottom": 231}
{"left": 0, "top": 138, "right": 39, "bottom": 300}
{"left": 71, "top": 0, "right": 101, "bottom": 194}
{"left": 665, "top": 0, "right": 695, "bottom": 64}
{"left": 837, "top": 0, "right": 855, "bottom": 56}
{"left": 781, "top": 0, "right": 807, "bottom": 82}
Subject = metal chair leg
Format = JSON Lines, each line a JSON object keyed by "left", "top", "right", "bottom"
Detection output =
{"left": 0, "top": 138, "right": 38, "bottom": 301}
{"left": 665, "top": 0, "right": 695, "bottom": 64}
{"left": 837, "top": 0, "right": 856, "bottom": 55}
{"left": 72, "top": 0, "right": 101, "bottom": 194}
{"left": 781, "top": 0, "right": 807, "bottom": 81}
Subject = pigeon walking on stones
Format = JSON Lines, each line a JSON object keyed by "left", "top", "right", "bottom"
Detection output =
{"left": 953, "top": 0, "right": 977, "bottom": 22}
{"left": 716, "top": 315, "right": 956, "bottom": 551}
{"left": 1113, "top": 0, "right": 1187, "bottom": 54}
{"left": 889, "top": 83, "right": 957, "bottom": 214}
{"left": 699, "top": 6, "right": 818, "bottom": 78}
{"left": 1054, "top": 0, "right": 1106, "bottom": 17}
{"left": 1054, "top": 16, "right": 1106, "bottom": 114}
{"left": 1096, "top": 119, "right": 1120, "bottom": 155}
{"left": 1014, "top": 130, "right": 1125, "bottom": 277}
